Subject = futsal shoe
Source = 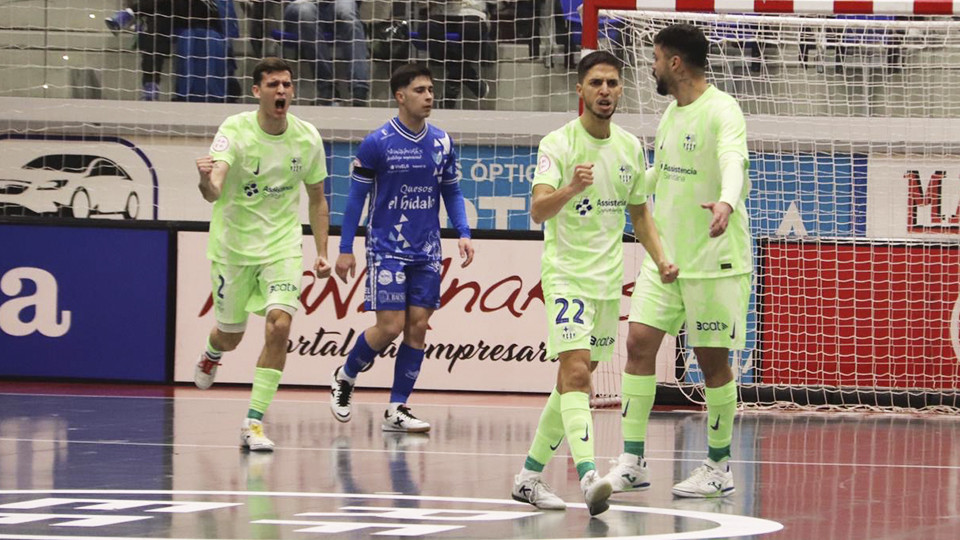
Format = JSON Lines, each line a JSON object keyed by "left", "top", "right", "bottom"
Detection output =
{"left": 511, "top": 473, "right": 567, "bottom": 510}
{"left": 604, "top": 453, "right": 651, "bottom": 493}
{"left": 194, "top": 353, "right": 220, "bottom": 390}
{"left": 580, "top": 470, "right": 613, "bottom": 516}
{"left": 330, "top": 366, "right": 354, "bottom": 422}
{"left": 382, "top": 404, "right": 430, "bottom": 433}
{"left": 240, "top": 418, "right": 275, "bottom": 452}
{"left": 672, "top": 459, "right": 735, "bottom": 498}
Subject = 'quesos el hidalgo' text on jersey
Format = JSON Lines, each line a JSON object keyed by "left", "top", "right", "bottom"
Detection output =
{"left": 351, "top": 117, "right": 459, "bottom": 261}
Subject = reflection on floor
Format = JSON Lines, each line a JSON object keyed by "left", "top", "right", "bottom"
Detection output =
{"left": 0, "top": 383, "right": 957, "bottom": 539}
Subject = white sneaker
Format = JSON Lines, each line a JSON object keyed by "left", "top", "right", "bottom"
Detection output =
{"left": 512, "top": 473, "right": 566, "bottom": 510}
{"left": 580, "top": 469, "right": 613, "bottom": 516}
{"left": 604, "top": 453, "right": 650, "bottom": 493}
{"left": 194, "top": 353, "right": 220, "bottom": 390}
{"left": 330, "top": 366, "right": 354, "bottom": 422}
{"left": 240, "top": 419, "right": 275, "bottom": 452}
{"left": 672, "top": 459, "right": 735, "bottom": 498}
{"left": 382, "top": 405, "right": 430, "bottom": 433}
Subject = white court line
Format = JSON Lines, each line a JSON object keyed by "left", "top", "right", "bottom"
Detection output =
{"left": 0, "top": 391, "right": 704, "bottom": 413}
{"left": 2, "top": 436, "right": 960, "bottom": 471}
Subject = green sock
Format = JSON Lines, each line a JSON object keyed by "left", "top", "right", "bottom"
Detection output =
{"left": 621, "top": 373, "right": 656, "bottom": 458}
{"left": 705, "top": 380, "right": 737, "bottom": 461}
{"left": 560, "top": 391, "right": 595, "bottom": 479}
{"left": 524, "top": 388, "right": 564, "bottom": 472}
{"left": 247, "top": 367, "right": 283, "bottom": 421}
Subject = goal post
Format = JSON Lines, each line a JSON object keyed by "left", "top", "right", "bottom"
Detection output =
{"left": 583, "top": 0, "right": 960, "bottom": 412}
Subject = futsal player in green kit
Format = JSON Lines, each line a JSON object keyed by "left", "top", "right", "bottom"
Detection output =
{"left": 193, "top": 57, "right": 332, "bottom": 452}
{"left": 511, "top": 50, "right": 678, "bottom": 516}
{"left": 603, "top": 24, "right": 752, "bottom": 498}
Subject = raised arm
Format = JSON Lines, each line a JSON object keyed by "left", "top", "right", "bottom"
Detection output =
{"left": 531, "top": 164, "right": 594, "bottom": 224}
{"left": 197, "top": 156, "right": 228, "bottom": 202}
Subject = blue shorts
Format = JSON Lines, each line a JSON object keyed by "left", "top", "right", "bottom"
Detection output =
{"left": 364, "top": 255, "right": 442, "bottom": 311}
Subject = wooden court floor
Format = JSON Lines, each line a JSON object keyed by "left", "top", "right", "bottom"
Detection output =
{"left": 0, "top": 382, "right": 957, "bottom": 540}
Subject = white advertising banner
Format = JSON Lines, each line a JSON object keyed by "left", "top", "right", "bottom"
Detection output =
{"left": 867, "top": 156, "right": 960, "bottom": 239}
{"left": 174, "top": 232, "right": 677, "bottom": 393}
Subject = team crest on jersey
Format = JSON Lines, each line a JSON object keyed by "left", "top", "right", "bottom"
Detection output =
{"left": 618, "top": 164, "right": 632, "bottom": 184}
{"left": 683, "top": 134, "right": 697, "bottom": 152}
{"left": 433, "top": 151, "right": 443, "bottom": 165}
{"left": 290, "top": 157, "right": 302, "bottom": 172}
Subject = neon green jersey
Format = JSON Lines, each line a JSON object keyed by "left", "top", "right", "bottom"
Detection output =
{"left": 646, "top": 85, "right": 752, "bottom": 278}
{"left": 533, "top": 118, "right": 647, "bottom": 300}
{"left": 207, "top": 111, "right": 327, "bottom": 265}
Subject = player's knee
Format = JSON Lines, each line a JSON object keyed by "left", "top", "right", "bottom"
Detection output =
{"left": 378, "top": 319, "right": 404, "bottom": 341}
{"left": 626, "top": 330, "right": 657, "bottom": 361}
{"left": 265, "top": 312, "right": 292, "bottom": 342}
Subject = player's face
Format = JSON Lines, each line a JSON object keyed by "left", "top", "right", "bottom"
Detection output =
{"left": 253, "top": 70, "right": 294, "bottom": 120}
{"left": 652, "top": 44, "right": 673, "bottom": 97}
{"left": 396, "top": 76, "right": 434, "bottom": 120}
{"left": 577, "top": 64, "right": 622, "bottom": 120}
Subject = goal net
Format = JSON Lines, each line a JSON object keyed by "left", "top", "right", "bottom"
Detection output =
{"left": 588, "top": 0, "right": 960, "bottom": 412}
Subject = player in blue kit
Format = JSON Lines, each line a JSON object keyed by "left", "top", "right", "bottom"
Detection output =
{"left": 331, "top": 63, "right": 475, "bottom": 433}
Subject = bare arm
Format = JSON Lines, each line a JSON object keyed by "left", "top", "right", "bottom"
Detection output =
{"left": 306, "top": 181, "right": 332, "bottom": 278}
{"left": 530, "top": 164, "right": 594, "bottom": 224}
{"left": 197, "top": 156, "right": 228, "bottom": 202}
{"left": 629, "top": 202, "right": 679, "bottom": 283}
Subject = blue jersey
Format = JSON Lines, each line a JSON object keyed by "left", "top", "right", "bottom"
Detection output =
{"left": 352, "top": 117, "right": 459, "bottom": 261}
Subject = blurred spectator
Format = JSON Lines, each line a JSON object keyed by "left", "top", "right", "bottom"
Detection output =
{"left": 283, "top": 0, "right": 371, "bottom": 106}
{"left": 106, "top": 0, "right": 239, "bottom": 101}
{"left": 242, "top": 0, "right": 283, "bottom": 58}
{"left": 420, "top": 0, "right": 493, "bottom": 109}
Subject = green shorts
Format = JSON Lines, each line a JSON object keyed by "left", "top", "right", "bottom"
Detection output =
{"left": 629, "top": 266, "right": 751, "bottom": 349}
{"left": 544, "top": 294, "right": 620, "bottom": 362}
{"left": 210, "top": 257, "right": 303, "bottom": 332}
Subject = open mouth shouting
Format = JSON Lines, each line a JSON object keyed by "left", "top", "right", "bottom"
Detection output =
{"left": 274, "top": 98, "right": 287, "bottom": 114}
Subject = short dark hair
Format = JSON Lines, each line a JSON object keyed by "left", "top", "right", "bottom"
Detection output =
{"left": 252, "top": 57, "right": 294, "bottom": 85}
{"left": 390, "top": 63, "right": 433, "bottom": 96}
{"left": 654, "top": 24, "right": 709, "bottom": 71}
{"left": 577, "top": 50, "right": 622, "bottom": 82}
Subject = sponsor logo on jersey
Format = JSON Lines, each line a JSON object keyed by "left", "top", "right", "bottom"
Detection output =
{"left": 575, "top": 198, "right": 593, "bottom": 216}
{"left": 395, "top": 271, "right": 406, "bottom": 285}
{"left": 243, "top": 182, "right": 259, "bottom": 197}
{"left": 262, "top": 185, "right": 294, "bottom": 199}
{"left": 378, "top": 269, "right": 393, "bottom": 286}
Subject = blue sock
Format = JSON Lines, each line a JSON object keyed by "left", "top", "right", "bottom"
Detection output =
{"left": 390, "top": 343, "right": 425, "bottom": 404}
{"left": 343, "top": 332, "right": 378, "bottom": 379}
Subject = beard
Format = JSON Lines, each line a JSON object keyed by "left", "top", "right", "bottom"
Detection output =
{"left": 587, "top": 100, "right": 617, "bottom": 120}
{"left": 655, "top": 74, "right": 669, "bottom": 96}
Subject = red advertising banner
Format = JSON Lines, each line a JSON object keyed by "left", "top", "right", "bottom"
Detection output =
{"left": 762, "top": 241, "right": 960, "bottom": 388}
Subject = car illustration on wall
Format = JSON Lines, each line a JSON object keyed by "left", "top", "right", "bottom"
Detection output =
{"left": 0, "top": 154, "right": 144, "bottom": 219}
